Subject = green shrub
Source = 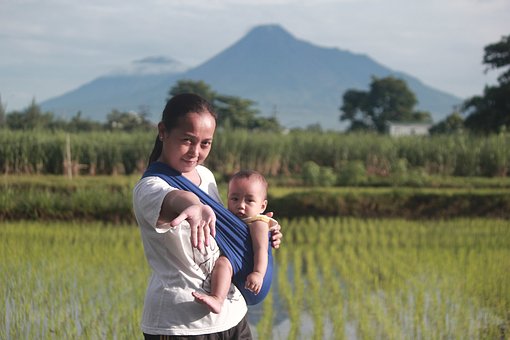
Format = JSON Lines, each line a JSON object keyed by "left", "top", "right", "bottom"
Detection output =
{"left": 338, "top": 161, "right": 367, "bottom": 186}
{"left": 302, "top": 161, "right": 321, "bottom": 186}
{"left": 319, "top": 166, "right": 337, "bottom": 187}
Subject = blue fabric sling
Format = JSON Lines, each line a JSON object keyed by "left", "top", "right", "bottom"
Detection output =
{"left": 142, "top": 161, "right": 273, "bottom": 305}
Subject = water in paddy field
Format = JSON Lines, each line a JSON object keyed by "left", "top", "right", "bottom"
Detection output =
{"left": 246, "top": 262, "right": 339, "bottom": 339}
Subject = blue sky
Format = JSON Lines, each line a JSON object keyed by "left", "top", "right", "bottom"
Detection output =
{"left": 1, "top": 0, "right": 509, "bottom": 111}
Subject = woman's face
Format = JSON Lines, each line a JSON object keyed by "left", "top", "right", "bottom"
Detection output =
{"left": 158, "top": 111, "right": 216, "bottom": 174}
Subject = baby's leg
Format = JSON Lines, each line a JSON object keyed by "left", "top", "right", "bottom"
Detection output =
{"left": 192, "top": 255, "right": 233, "bottom": 314}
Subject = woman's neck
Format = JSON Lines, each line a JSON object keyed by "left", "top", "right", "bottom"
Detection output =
{"left": 182, "top": 167, "right": 201, "bottom": 186}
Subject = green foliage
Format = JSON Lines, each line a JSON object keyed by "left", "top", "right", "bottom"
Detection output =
{"left": 462, "top": 34, "right": 510, "bottom": 133}
{"left": 270, "top": 188, "right": 510, "bottom": 219}
{"left": 340, "top": 76, "right": 432, "bottom": 133}
{"left": 301, "top": 161, "right": 337, "bottom": 186}
{"left": 6, "top": 99, "right": 55, "bottom": 130}
{"left": 0, "top": 130, "right": 153, "bottom": 175}
{"left": 463, "top": 83, "right": 510, "bottom": 133}
{"left": 0, "top": 176, "right": 134, "bottom": 222}
{"left": 429, "top": 111, "right": 464, "bottom": 135}
{"left": 214, "top": 95, "right": 260, "bottom": 129}
{"left": 3, "top": 100, "right": 153, "bottom": 132}
{"left": 1, "top": 222, "right": 148, "bottom": 338}
{"left": 64, "top": 111, "right": 103, "bottom": 132}
{"left": 276, "top": 217, "right": 510, "bottom": 338}
{"left": 168, "top": 79, "right": 217, "bottom": 102}
{"left": 2, "top": 130, "right": 510, "bottom": 179}
{"left": 301, "top": 161, "right": 321, "bottom": 186}
{"left": 3, "top": 218, "right": 508, "bottom": 338}
{"left": 106, "top": 109, "right": 153, "bottom": 131}
{"left": 169, "top": 80, "right": 283, "bottom": 132}
{"left": 0, "top": 95, "right": 6, "bottom": 127}
{"left": 483, "top": 34, "right": 510, "bottom": 84}
{"left": 3, "top": 176, "right": 510, "bottom": 222}
{"left": 320, "top": 166, "right": 337, "bottom": 187}
{"left": 337, "top": 160, "right": 367, "bottom": 186}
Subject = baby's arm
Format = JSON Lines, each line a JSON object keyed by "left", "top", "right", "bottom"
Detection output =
{"left": 245, "top": 220, "right": 269, "bottom": 294}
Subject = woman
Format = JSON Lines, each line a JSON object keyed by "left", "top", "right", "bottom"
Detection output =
{"left": 132, "top": 93, "right": 282, "bottom": 339}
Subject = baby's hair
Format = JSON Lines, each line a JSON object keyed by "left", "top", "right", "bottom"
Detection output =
{"left": 229, "top": 170, "right": 268, "bottom": 198}
{"left": 148, "top": 93, "right": 217, "bottom": 165}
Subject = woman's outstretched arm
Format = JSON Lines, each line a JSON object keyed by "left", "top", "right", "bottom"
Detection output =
{"left": 158, "top": 190, "right": 216, "bottom": 249}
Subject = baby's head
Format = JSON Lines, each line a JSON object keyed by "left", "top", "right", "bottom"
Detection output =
{"left": 227, "top": 170, "right": 268, "bottom": 219}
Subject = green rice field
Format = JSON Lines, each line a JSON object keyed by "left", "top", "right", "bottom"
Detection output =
{"left": 1, "top": 218, "right": 509, "bottom": 339}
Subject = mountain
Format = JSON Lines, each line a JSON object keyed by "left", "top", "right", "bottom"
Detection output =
{"left": 41, "top": 57, "right": 185, "bottom": 118}
{"left": 41, "top": 24, "right": 462, "bottom": 130}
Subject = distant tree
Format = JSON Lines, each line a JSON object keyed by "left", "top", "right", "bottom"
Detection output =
{"left": 137, "top": 105, "right": 152, "bottom": 122}
{"left": 250, "top": 116, "right": 282, "bottom": 132}
{"left": 5, "top": 99, "right": 54, "bottom": 130}
{"left": 304, "top": 123, "right": 323, "bottom": 133}
{"left": 0, "top": 94, "right": 5, "bottom": 127}
{"left": 168, "top": 79, "right": 217, "bottom": 103}
{"left": 66, "top": 111, "right": 103, "bottom": 132}
{"left": 106, "top": 109, "right": 154, "bottom": 132}
{"left": 411, "top": 110, "right": 433, "bottom": 122}
{"left": 168, "top": 80, "right": 282, "bottom": 131}
{"left": 215, "top": 95, "right": 258, "bottom": 128}
{"left": 429, "top": 111, "right": 464, "bottom": 135}
{"left": 462, "top": 34, "right": 510, "bottom": 133}
{"left": 5, "top": 111, "right": 26, "bottom": 130}
{"left": 340, "top": 76, "right": 432, "bottom": 133}
{"left": 483, "top": 34, "right": 510, "bottom": 84}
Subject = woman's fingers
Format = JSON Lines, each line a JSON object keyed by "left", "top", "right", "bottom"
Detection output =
{"left": 171, "top": 204, "right": 217, "bottom": 249}
{"left": 171, "top": 210, "right": 198, "bottom": 247}
{"left": 190, "top": 221, "right": 199, "bottom": 248}
{"left": 208, "top": 216, "right": 216, "bottom": 238}
{"left": 203, "top": 222, "right": 210, "bottom": 247}
{"left": 196, "top": 220, "right": 205, "bottom": 250}
{"left": 264, "top": 213, "right": 282, "bottom": 249}
{"left": 271, "top": 227, "right": 282, "bottom": 249}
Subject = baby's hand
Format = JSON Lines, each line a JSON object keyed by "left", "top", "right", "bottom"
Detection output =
{"left": 245, "top": 272, "right": 264, "bottom": 294}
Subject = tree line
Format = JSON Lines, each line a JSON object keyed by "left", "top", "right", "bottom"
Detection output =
{"left": 1, "top": 34, "right": 507, "bottom": 134}
{"left": 339, "top": 34, "right": 510, "bottom": 134}
{"left": 0, "top": 81, "right": 284, "bottom": 133}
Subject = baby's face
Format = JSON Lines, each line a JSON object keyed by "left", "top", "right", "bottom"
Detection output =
{"left": 227, "top": 178, "right": 267, "bottom": 219}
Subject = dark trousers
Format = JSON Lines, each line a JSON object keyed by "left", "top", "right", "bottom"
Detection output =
{"left": 143, "top": 315, "right": 252, "bottom": 340}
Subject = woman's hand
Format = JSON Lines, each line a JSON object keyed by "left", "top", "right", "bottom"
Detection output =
{"left": 265, "top": 211, "right": 282, "bottom": 249}
{"left": 171, "top": 203, "right": 216, "bottom": 250}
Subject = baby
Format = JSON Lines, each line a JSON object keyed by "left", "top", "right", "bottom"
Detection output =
{"left": 192, "top": 170, "right": 276, "bottom": 313}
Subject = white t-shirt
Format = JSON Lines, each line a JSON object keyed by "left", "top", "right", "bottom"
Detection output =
{"left": 133, "top": 165, "right": 247, "bottom": 336}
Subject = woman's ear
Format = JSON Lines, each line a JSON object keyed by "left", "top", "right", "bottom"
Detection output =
{"left": 157, "top": 122, "right": 166, "bottom": 140}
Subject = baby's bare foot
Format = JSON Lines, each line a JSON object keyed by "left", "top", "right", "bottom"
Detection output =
{"left": 192, "top": 291, "right": 223, "bottom": 314}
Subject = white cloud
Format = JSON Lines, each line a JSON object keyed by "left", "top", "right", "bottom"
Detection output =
{"left": 0, "top": 0, "right": 508, "bottom": 109}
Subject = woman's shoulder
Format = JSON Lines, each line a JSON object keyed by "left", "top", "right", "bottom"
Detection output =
{"left": 133, "top": 176, "right": 176, "bottom": 199}
{"left": 134, "top": 175, "right": 167, "bottom": 190}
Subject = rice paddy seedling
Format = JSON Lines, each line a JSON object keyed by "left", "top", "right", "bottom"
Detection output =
{"left": 1, "top": 217, "right": 509, "bottom": 339}
{"left": 274, "top": 217, "right": 510, "bottom": 339}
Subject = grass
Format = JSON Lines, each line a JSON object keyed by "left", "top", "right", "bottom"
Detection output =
{"left": 1, "top": 218, "right": 508, "bottom": 339}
